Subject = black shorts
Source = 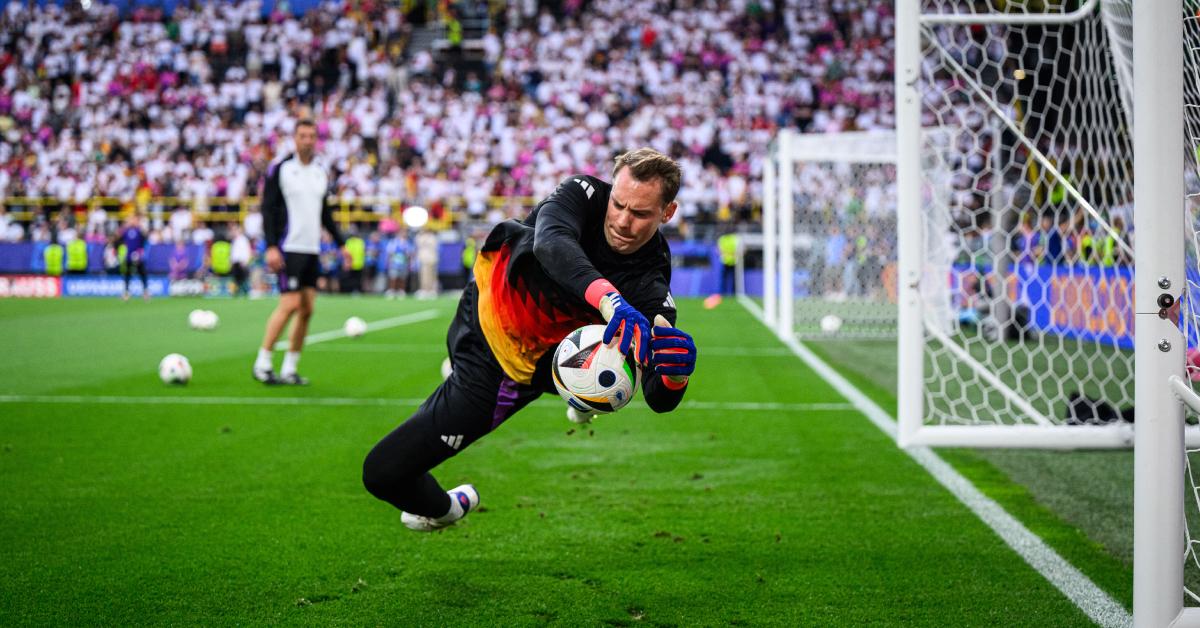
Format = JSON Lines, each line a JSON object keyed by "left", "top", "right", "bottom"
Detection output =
{"left": 367, "top": 283, "right": 553, "bottom": 467}
{"left": 278, "top": 252, "right": 319, "bottom": 292}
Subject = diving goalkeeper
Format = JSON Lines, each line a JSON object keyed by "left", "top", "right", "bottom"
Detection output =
{"left": 362, "top": 148, "right": 699, "bottom": 531}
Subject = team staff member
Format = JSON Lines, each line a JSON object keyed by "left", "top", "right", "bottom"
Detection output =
{"left": 362, "top": 148, "right": 699, "bottom": 531}
{"left": 114, "top": 213, "right": 149, "bottom": 301}
{"left": 252, "top": 119, "right": 344, "bottom": 385}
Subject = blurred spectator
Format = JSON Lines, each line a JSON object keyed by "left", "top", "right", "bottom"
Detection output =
{"left": 0, "top": 0, "right": 898, "bottom": 243}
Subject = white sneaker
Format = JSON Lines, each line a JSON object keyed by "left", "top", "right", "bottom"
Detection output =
{"left": 566, "top": 407, "right": 596, "bottom": 425}
{"left": 401, "top": 484, "right": 480, "bottom": 532}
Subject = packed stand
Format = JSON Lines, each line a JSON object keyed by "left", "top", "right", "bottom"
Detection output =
{"left": 0, "top": 0, "right": 897, "bottom": 248}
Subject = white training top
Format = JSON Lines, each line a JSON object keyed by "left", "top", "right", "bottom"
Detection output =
{"left": 265, "top": 154, "right": 330, "bottom": 254}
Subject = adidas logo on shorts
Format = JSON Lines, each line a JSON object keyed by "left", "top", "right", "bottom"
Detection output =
{"left": 441, "top": 434, "right": 464, "bottom": 450}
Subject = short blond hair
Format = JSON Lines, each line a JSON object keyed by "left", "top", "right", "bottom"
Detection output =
{"left": 612, "top": 148, "right": 681, "bottom": 205}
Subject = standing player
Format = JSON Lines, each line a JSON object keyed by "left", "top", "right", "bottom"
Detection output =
{"left": 252, "top": 119, "right": 344, "bottom": 385}
{"left": 114, "top": 213, "right": 149, "bottom": 301}
{"left": 362, "top": 148, "right": 698, "bottom": 531}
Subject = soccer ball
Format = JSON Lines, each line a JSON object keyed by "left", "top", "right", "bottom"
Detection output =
{"left": 158, "top": 353, "right": 192, "bottom": 385}
{"left": 441, "top": 357, "right": 453, "bottom": 380}
{"left": 820, "top": 314, "right": 843, "bottom": 334}
{"left": 189, "top": 309, "right": 218, "bottom": 331}
{"left": 200, "top": 310, "right": 219, "bottom": 330}
{"left": 552, "top": 324, "right": 640, "bottom": 414}
{"left": 344, "top": 316, "right": 368, "bottom": 338}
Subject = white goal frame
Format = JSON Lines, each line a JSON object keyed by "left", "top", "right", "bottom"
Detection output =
{"left": 892, "top": 0, "right": 1200, "bottom": 451}
{"left": 1132, "top": 4, "right": 1193, "bottom": 628}
{"left": 760, "top": 129, "right": 898, "bottom": 342}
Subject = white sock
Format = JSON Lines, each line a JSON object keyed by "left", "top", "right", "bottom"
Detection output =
{"left": 255, "top": 348, "right": 274, "bottom": 372}
{"left": 281, "top": 351, "right": 301, "bottom": 377}
{"left": 435, "top": 493, "right": 465, "bottom": 523}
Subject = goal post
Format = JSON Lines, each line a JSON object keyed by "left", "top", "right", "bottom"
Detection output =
{"left": 893, "top": 0, "right": 1172, "bottom": 449}
{"left": 757, "top": 129, "right": 900, "bottom": 343}
{"left": 1133, "top": 3, "right": 1189, "bottom": 625}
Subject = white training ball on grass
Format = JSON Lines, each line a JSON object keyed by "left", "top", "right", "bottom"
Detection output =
{"left": 344, "top": 316, "right": 368, "bottom": 338}
{"left": 188, "top": 309, "right": 205, "bottom": 330}
{"left": 441, "top": 357, "right": 453, "bottom": 380}
{"left": 820, "top": 314, "right": 843, "bottom": 334}
{"left": 158, "top": 353, "right": 192, "bottom": 385}
{"left": 200, "top": 310, "right": 219, "bottom": 330}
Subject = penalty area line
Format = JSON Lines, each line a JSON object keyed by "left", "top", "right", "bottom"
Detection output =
{"left": 737, "top": 295, "right": 1131, "bottom": 628}
{"left": 274, "top": 309, "right": 444, "bottom": 350}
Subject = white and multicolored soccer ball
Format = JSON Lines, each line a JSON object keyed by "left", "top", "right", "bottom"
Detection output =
{"left": 188, "top": 309, "right": 205, "bottom": 330}
{"left": 344, "top": 316, "right": 368, "bottom": 338}
{"left": 820, "top": 314, "right": 843, "bottom": 334}
{"left": 158, "top": 353, "right": 192, "bottom": 385}
{"left": 552, "top": 324, "right": 640, "bottom": 414}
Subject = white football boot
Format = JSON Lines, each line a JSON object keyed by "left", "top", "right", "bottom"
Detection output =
{"left": 566, "top": 407, "right": 597, "bottom": 425}
{"left": 401, "top": 484, "right": 480, "bottom": 532}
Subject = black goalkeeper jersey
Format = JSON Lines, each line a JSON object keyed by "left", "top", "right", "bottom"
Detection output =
{"left": 472, "top": 174, "right": 685, "bottom": 411}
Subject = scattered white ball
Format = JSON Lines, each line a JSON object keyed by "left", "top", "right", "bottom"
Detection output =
{"left": 158, "top": 353, "right": 192, "bottom": 385}
{"left": 200, "top": 310, "right": 219, "bottom": 330}
{"left": 190, "top": 309, "right": 218, "bottom": 331}
{"left": 441, "top": 357, "right": 453, "bottom": 380}
{"left": 343, "top": 316, "right": 368, "bottom": 338}
{"left": 820, "top": 314, "right": 843, "bottom": 334}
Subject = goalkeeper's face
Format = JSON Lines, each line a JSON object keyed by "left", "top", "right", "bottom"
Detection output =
{"left": 605, "top": 169, "right": 678, "bottom": 255}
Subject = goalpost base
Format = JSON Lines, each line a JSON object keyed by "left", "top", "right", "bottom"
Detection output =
{"left": 1172, "top": 608, "right": 1200, "bottom": 628}
{"left": 899, "top": 425, "right": 1131, "bottom": 449}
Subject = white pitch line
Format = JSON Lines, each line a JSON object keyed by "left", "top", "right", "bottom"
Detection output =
{"left": 274, "top": 309, "right": 443, "bottom": 350}
{"left": 0, "top": 394, "right": 850, "bottom": 413}
{"left": 0, "top": 394, "right": 430, "bottom": 407}
{"left": 737, "top": 295, "right": 1131, "bottom": 628}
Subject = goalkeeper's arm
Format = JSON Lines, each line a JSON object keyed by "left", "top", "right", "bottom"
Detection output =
{"left": 533, "top": 177, "right": 652, "bottom": 363}
{"left": 531, "top": 176, "right": 606, "bottom": 297}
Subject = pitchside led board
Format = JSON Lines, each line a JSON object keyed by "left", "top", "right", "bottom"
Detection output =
{"left": 948, "top": 262, "right": 1137, "bottom": 350}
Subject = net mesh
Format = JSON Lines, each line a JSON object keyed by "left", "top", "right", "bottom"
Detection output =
{"left": 917, "top": 0, "right": 1135, "bottom": 428}
{"left": 786, "top": 133, "right": 899, "bottom": 339}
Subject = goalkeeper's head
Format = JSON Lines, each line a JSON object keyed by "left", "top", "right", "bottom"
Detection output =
{"left": 605, "top": 148, "right": 681, "bottom": 255}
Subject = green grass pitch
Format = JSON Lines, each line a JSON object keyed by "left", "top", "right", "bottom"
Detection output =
{"left": 0, "top": 295, "right": 1131, "bottom": 625}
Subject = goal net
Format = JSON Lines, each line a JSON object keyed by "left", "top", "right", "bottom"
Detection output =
{"left": 759, "top": 131, "right": 899, "bottom": 340}
{"left": 897, "top": 0, "right": 1140, "bottom": 448}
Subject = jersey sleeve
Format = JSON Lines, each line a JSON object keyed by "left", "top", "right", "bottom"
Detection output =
{"left": 261, "top": 161, "right": 286, "bottom": 248}
{"left": 321, "top": 194, "right": 344, "bottom": 247}
{"left": 531, "top": 176, "right": 606, "bottom": 300}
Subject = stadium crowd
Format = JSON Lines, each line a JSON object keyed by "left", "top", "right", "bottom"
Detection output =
{"left": 0, "top": 0, "right": 897, "bottom": 248}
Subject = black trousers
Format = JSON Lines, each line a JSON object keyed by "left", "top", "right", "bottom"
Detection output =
{"left": 123, "top": 258, "right": 147, "bottom": 291}
{"left": 362, "top": 283, "right": 550, "bottom": 517}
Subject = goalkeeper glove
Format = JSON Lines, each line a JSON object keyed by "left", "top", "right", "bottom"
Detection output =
{"left": 598, "top": 291, "right": 651, "bottom": 365}
{"left": 650, "top": 315, "right": 696, "bottom": 382}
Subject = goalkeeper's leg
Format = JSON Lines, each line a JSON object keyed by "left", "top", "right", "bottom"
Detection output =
{"left": 362, "top": 303, "right": 541, "bottom": 529}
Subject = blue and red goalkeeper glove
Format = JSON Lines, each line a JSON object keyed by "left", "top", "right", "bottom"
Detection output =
{"left": 650, "top": 316, "right": 696, "bottom": 385}
{"left": 598, "top": 291, "right": 651, "bottom": 365}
